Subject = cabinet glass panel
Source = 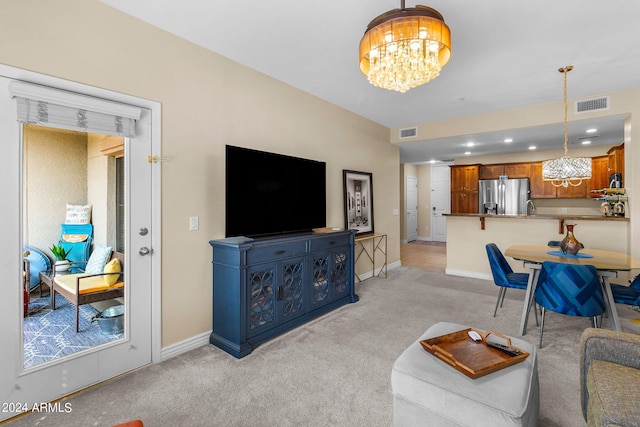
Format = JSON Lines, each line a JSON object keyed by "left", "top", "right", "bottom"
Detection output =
{"left": 249, "top": 268, "right": 275, "bottom": 331}
{"left": 312, "top": 255, "right": 330, "bottom": 305}
{"left": 281, "top": 260, "right": 304, "bottom": 319}
{"left": 333, "top": 251, "right": 349, "bottom": 297}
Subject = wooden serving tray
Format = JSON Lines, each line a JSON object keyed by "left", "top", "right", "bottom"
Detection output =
{"left": 420, "top": 328, "right": 529, "bottom": 379}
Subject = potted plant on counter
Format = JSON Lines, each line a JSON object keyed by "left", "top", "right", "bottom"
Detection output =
{"left": 50, "top": 244, "right": 71, "bottom": 272}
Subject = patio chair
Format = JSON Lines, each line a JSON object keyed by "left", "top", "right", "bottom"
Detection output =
{"left": 51, "top": 250, "right": 124, "bottom": 332}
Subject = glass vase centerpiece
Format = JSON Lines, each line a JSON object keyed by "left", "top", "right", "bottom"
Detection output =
{"left": 560, "top": 224, "right": 582, "bottom": 255}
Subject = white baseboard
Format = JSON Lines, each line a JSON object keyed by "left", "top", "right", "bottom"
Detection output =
{"left": 388, "top": 260, "right": 402, "bottom": 270}
{"left": 356, "top": 260, "right": 402, "bottom": 281}
{"left": 160, "top": 330, "right": 211, "bottom": 361}
{"left": 445, "top": 268, "right": 492, "bottom": 281}
{"left": 401, "top": 237, "right": 435, "bottom": 244}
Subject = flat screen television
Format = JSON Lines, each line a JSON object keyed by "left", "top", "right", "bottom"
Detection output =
{"left": 225, "top": 145, "right": 326, "bottom": 238}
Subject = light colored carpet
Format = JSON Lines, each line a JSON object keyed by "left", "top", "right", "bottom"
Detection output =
{"left": 8, "top": 267, "right": 640, "bottom": 426}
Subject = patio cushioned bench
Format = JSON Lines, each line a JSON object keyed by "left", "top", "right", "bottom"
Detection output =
{"left": 50, "top": 252, "right": 124, "bottom": 332}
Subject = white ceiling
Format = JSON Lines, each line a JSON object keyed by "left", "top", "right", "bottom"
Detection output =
{"left": 100, "top": 0, "right": 640, "bottom": 163}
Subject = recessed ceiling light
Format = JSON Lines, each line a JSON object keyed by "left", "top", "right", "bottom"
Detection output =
{"left": 466, "top": 142, "right": 475, "bottom": 147}
{"left": 528, "top": 146, "right": 536, "bottom": 150}
{"left": 586, "top": 128, "right": 597, "bottom": 133}
{"left": 504, "top": 138, "right": 513, "bottom": 143}
{"left": 464, "top": 151, "right": 471, "bottom": 155}
{"left": 581, "top": 140, "right": 592, "bottom": 145}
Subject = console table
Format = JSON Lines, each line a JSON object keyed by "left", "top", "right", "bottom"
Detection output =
{"left": 209, "top": 230, "right": 358, "bottom": 358}
{"left": 354, "top": 233, "right": 388, "bottom": 282}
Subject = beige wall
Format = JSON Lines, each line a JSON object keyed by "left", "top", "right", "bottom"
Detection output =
{"left": 0, "top": 0, "right": 399, "bottom": 347}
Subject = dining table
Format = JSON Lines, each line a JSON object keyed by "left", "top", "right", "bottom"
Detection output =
{"left": 504, "top": 244, "right": 640, "bottom": 336}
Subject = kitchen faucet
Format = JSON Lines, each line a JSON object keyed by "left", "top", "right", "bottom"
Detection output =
{"left": 526, "top": 199, "right": 536, "bottom": 214}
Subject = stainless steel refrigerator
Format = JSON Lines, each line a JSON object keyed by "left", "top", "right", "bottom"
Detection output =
{"left": 479, "top": 178, "right": 530, "bottom": 215}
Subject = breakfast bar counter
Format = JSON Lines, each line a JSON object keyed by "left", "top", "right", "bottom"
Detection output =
{"left": 444, "top": 213, "right": 628, "bottom": 232}
{"left": 444, "top": 213, "right": 629, "bottom": 220}
{"left": 443, "top": 214, "right": 631, "bottom": 282}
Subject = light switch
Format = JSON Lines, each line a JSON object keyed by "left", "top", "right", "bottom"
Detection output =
{"left": 392, "top": 209, "right": 399, "bottom": 215}
{"left": 189, "top": 216, "right": 199, "bottom": 231}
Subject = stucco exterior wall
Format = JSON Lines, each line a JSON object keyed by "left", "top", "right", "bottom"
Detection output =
{"left": 23, "top": 125, "right": 87, "bottom": 257}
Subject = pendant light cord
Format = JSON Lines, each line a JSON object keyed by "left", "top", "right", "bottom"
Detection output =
{"left": 560, "top": 65, "right": 573, "bottom": 157}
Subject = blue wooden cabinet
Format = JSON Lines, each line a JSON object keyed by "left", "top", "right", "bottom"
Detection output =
{"left": 209, "top": 230, "right": 358, "bottom": 358}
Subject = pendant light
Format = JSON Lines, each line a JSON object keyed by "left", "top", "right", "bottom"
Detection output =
{"left": 541, "top": 66, "right": 592, "bottom": 188}
{"left": 359, "top": 1, "right": 451, "bottom": 93}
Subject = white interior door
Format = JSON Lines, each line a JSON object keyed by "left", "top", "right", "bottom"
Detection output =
{"left": 406, "top": 176, "right": 418, "bottom": 242}
{"left": 431, "top": 165, "right": 451, "bottom": 242}
{"left": 0, "top": 74, "right": 156, "bottom": 422}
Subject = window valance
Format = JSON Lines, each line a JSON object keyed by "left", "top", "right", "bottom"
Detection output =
{"left": 8, "top": 80, "right": 141, "bottom": 138}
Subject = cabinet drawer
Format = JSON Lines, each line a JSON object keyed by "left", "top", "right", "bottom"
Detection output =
{"left": 247, "top": 241, "right": 307, "bottom": 264}
{"left": 310, "top": 234, "right": 350, "bottom": 252}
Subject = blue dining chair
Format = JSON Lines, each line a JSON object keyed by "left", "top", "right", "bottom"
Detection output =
{"left": 534, "top": 261, "right": 606, "bottom": 347}
{"left": 485, "top": 243, "right": 535, "bottom": 321}
{"left": 610, "top": 274, "right": 640, "bottom": 306}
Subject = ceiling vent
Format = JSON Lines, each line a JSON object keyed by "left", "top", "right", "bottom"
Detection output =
{"left": 399, "top": 127, "right": 418, "bottom": 139}
{"left": 575, "top": 96, "right": 609, "bottom": 113}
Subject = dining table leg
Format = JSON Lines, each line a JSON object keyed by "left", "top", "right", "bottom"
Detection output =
{"left": 599, "top": 271, "right": 620, "bottom": 331}
{"left": 518, "top": 262, "right": 541, "bottom": 336}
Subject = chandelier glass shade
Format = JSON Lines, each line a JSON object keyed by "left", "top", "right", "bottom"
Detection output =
{"left": 359, "top": 3, "right": 451, "bottom": 93}
{"left": 541, "top": 66, "right": 592, "bottom": 188}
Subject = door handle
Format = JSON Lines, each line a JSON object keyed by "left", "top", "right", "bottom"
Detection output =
{"left": 139, "top": 247, "right": 153, "bottom": 256}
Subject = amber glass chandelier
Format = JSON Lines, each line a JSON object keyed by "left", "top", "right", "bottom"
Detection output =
{"left": 359, "top": 1, "right": 451, "bottom": 93}
{"left": 542, "top": 66, "right": 592, "bottom": 188}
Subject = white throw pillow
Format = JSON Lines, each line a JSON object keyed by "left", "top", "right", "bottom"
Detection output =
{"left": 65, "top": 204, "right": 92, "bottom": 224}
{"left": 85, "top": 245, "right": 112, "bottom": 274}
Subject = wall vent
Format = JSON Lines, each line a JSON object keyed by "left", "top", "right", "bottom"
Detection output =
{"left": 399, "top": 127, "right": 418, "bottom": 139}
{"left": 576, "top": 96, "right": 609, "bottom": 113}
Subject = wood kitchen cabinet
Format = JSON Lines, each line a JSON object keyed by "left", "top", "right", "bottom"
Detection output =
{"left": 529, "top": 161, "right": 587, "bottom": 198}
{"left": 529, "top": 162, "right": 557, "bottom": 198}
{"left": 451, "top": 165, "right": 479, "bottom": 213}
{"left": 451, "top": 165, "right": 479, "bottom": 191}
{"left": 479, "top": 163, "right": 530, "bottom": 180}
{"left": 451, "top": 191, "right": 478, "bottom": 214}
{"left": 556, "top": 180, "right": 588, "bottom": 198}
{"left": 589, "top": 155, "right": 610, "bottom": 197}
{"left": 504, "top": 163, "right": 531, "bottom": 179}
{"left": 607, "top": 143, "right": 624, "bottom": 177}
{"left": 478, "top": 164, "right": 505, "bottom": 180}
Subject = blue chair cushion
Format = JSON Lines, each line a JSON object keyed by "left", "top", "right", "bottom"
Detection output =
{"left": 610, "top": 284, "right": 640, "bottom": 306}
{"left": 486, "top": 243, "right": 529, "bottom": 289}
{"left": 534, "top": 261, "right": 605, "bottom": 317}
{"left": 505, "top": 272, "right": 529, "bottom": 288}
{"left": 610, "top": 274, "right": 640, "bottom": 306}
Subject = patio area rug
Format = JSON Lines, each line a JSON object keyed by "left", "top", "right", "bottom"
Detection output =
{"left": 23, "top": 294, "right": 123, "bottom": 368}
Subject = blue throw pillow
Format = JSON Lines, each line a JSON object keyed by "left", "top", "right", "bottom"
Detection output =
{"left": 85, "top": 245, "right": 112, "bottom": 274}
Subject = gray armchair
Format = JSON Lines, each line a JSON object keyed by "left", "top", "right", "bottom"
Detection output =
{"left": 580, "top": 328, "right": 640, "bottom": 426}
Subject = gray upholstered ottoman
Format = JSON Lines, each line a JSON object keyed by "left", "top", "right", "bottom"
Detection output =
{"left": 392, "top": 322, "right": 539, "bottom": 427}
